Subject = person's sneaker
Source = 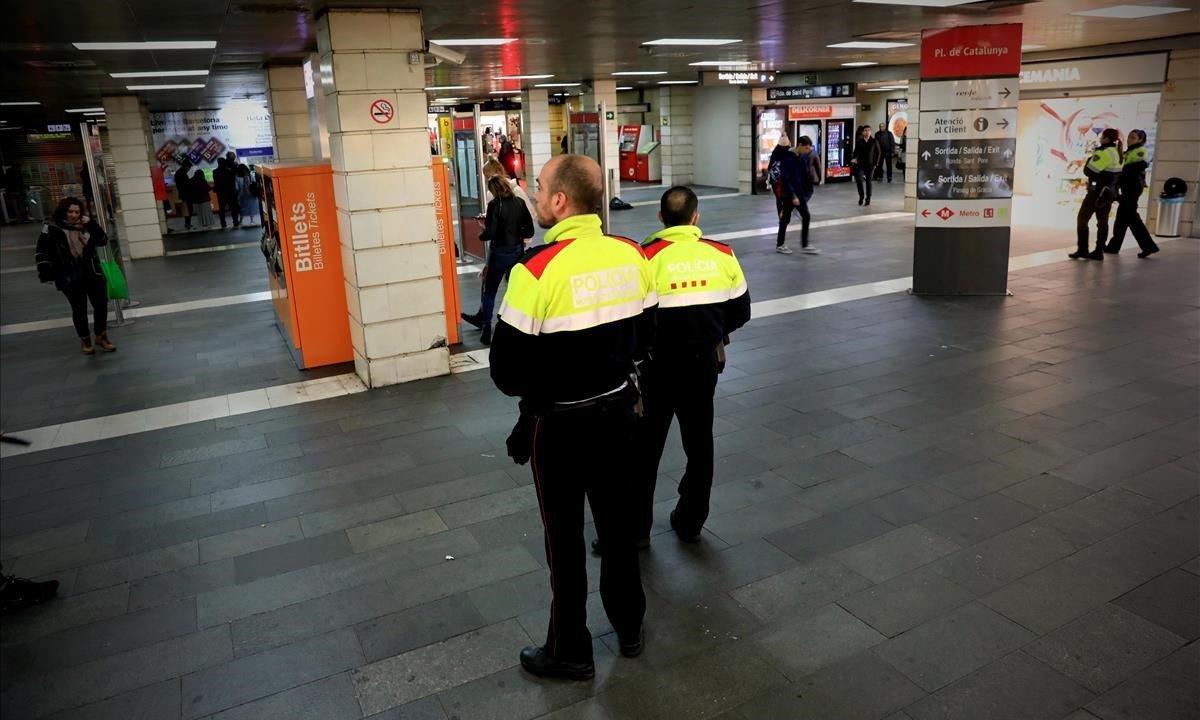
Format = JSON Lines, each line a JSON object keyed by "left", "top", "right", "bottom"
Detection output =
{"left": 519, "top": 645, "right": 595, "bottom": 680}
{"left": 801, "top": 246, "right": 821, "bottom": 255}
{"left": 776, "top": 245, "right": 794, "bottom": 255}
{"left": 669, "top": 510, "right": 702, "bottom": 543}
{"left": 80, "top": 337, "right": 95, "bottom": 355}
{"left": 480, "top": 326, "right": 492, "bottom": 346}
{"left": 1137, "top": 247, "right": 1160, "bottom": 259}
{"left": 618, "top": 628, "right": 644, "bottom": 658}
{"left": 93, "top": 332, "right": 116, "bottom": 352}
{"left": 1087, "top": 249, "right": 1105, "bottom": 261}
{"left": 1068, "top": 250, "right": 1089, "bottom": 260}
{"left": 460, "top": 311, "right": 483, "bottom": 330}
{"left": 0, "top": 573, "right": 59, "bottom": 615}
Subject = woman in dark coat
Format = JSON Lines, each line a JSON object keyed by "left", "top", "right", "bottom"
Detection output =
{"left": 34, "top": 196, "right": 116, "bottom": 354}
{"left": 460, "top": 175, "right": 533, "bottom": 345}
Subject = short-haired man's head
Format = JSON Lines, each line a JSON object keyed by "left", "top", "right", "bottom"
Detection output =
{"left": 544, "top": 154, "right": 603, "bottom": 215}
{"left": 482, "top": 159, "right": 506, "bottom": 179}
{"left": 660, "top": 186, "right": 698, "bottom": 228}
{"left": 487, "top": 174, "right": 513, "bottom": 199}
{"left": 798, "top": 135, "right": 813, "bottom": 147}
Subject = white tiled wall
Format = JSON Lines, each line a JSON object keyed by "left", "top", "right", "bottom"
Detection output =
{"left": 1151, "top": 48, "right": 1200, "bottom": 237}
{"left": 265, "top": 65, "right": 313, "bottom": 162}
{"left": 101, "top": 95, "right": 163, "bottom": 259}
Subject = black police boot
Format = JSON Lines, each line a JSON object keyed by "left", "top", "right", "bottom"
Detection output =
{"left": 1068, "top": 249, "right": 1089, "bottom": 260}
{"left": 618, "top": 628, "right": 644, "bottom": 658}
{"left": 590, "top": 537, "right": 651, "bottom": 556}
{"left": 519, "top": 645, "right": 595, "bottom": 680}
{"left": 0, "top": 572, "right": 59, "bottom": 615}
{"left": 1138, "top": 247, "right": 1160, "bottom": 258}
{"left": 460, "top": 311, "right": 483, "bottom": 330}
{"left": 1088, "top": 247, "right": 1105, "bottom": 261}
{"left": 480, "top": 325, "right": 492, "bottom": 346}
{"left": 670, "top": 510, "right": 702, "bottom": 543}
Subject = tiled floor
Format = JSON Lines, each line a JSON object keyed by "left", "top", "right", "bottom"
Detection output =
{"left": 1, "top": 186, "right": 1196, "bottom": 719}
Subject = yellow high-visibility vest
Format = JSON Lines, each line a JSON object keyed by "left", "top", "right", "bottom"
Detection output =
{"left": 641, "top": 225, "right": 748, "bottom": 309}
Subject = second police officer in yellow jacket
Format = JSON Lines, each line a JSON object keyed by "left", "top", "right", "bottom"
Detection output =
{"left": 1070, "top": 127, "right": 1122, "bottom": 261}
{"left": 1105, "top": 128, "right": 1160, "bottom": 259}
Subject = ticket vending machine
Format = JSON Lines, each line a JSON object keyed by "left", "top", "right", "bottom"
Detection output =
{"left": 258, "top": 163, "right": 353, "bottom": 369}
{"left": 634, "top": 139, "right": 662, "bottom": 183}
{"left": 618, "top": 125, "right": 644, "bottom": 180}
{"left": 452, "top": 115, "right": 485, "bottom": 259}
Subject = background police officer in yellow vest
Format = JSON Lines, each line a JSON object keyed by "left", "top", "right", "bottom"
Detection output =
{"left": 1070, "top": 127, "right": 1122, "bottom": 261}
{"left": 490, "top": 154, "right": 656, "bottom": 680}
{"left": 633, "top": 186, "right": 750, "bottom": 545}
{"left": 1105, "top": 128, "right": 1160, "bottom": 259}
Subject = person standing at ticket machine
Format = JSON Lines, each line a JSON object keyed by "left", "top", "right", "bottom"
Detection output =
{"left": 1070, "top": 128, "right": 1122, "bottom": 261}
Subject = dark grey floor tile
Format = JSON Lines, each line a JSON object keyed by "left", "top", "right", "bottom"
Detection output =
{"left": 764, "top": 505, "right": 896, "bottom": 564}
{"left": 1025, "top": 604, "right": 1186, "bottom": 694}
{"left": 929, "top": 523, "right": 1079, "bottom": 596}
{"left": 0, "top": 521, "right": 90, "bottom": 562}
{"left": 197, "top": 566, "right": 330, "bottom": 628}
{"left": 378, "top": 545, "right": 542, "bottom": 618}
{"left": 230, "top": 579, "right": 390, "bottom": 657}
{"left": 129, "top": 559, "right": 236, "bottom": 612}
{"left": 197, "top": 518, "right": 304, "bottom": 564}
{"left": 351, "top": 620, "right": 529, "bottom": 716}
{"left": 73, "top": 540, "right": 199, "bottom": 593}
{"left": 1052, "top": 441, "right": 1179, "bottom": 491}
{"left": 0, "top": 583, "right": 130, "bottom": 644}
{"left": 1112, "top": 568, "right": 1200, "bottom": 641}
{"left": 210, "top": 672, "right": 361, "bottom": 720}
{"left": 318, "top": 527, "right": 483, "bottom": 590}
{"left": 833, "top": 524, "right": 961, "bottom": 583}
{"left": 871, "top": 602, "right": 1035, "bottom": 692}
{"left": 926, "top": 460, "right": 1031, "bottom": 500}
{"left": 1119, "top": 463, "right": 1200, "bottom": 507}
{"left": 728, "top": 556, "right": 874, "bottom": 621}
{"left": 793, "top": 470, "right": 909, "bottom": 516}
{"left": 643, "top": 538, "right": 797, "bottom": 604}
{"left": 465, "top": 570, "right": 549, "bottom": 625}
{"left": 40, "top": 678, "right": 181, "bottom": 720}
{"left": 705, "top": 495, "right": 819, "bottom": 546}
{"left": 865, "top": 483, "right": 967, "bottom": 526}
{"left": 999, "top": 474, "right": 1093, "bottom": 512}
{"left": 753, "top": 603, "right": 886, "bottom": 680}
{"left": 434, "top": 664, "right": 598, "bottom": 720}
{"left": 364, "top": 695, "right": 448, "bottom": 720}
{"left": 233, "top": 531, "right": 354, "bottom": 584}
{"left": 355, "top": 593, "right": 488, "bottom": 663}
{"left": 181, "top": 630, "right": 362, "bottom": 719}
{"left": 838, "top": 566, "right": 976, "bottom": 638}
{"left": 1034, "top": 487, "right": 1163, "bottom": 550}
{"left": 770, "top": 450, "right": 872, "bottom": 488}
{"left": 732, "top": 653, "right": 923, "bottom": 720}
{"left": 980, "top": 554, "right": 1133, "bottom": 635}
{"left": 905, "top": 651, "right": 1092, "bottom": 720}
{"left": 1084, "top": 643, "right": 1199, "bottom": 720}
{"left": 346, "top": 509, "right": 449, "bottom": 554}
{"left": 435, "top": 486, "right": 538, "bottom": 528}
{"left": 920, "top": 493, "right": 1042, "bottom": 546}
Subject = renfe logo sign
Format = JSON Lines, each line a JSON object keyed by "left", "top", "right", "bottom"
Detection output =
{"left": 290, "top": 193, "right": 325, "bottom": 272}
{"left": 921, "top": 24, "right": 1022, "bottom": 79}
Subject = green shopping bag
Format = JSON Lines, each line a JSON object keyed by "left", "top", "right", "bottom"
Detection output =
{"left": 99, "top": 247, "right": 129, "bottom": 300}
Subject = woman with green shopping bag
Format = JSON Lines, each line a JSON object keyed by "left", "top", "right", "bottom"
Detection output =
{"left": 34, "top": 196, "right": 117, "bottom": 354}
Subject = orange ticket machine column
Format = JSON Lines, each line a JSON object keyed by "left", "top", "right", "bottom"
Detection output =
{"left": 258, "top": 163, "right": 353, "bottom": 369}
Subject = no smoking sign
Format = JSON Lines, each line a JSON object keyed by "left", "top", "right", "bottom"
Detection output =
{"left": 370, "top": 98, "right": 394, "bottom": 124}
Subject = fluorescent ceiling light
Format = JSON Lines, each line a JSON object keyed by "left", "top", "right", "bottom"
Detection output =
{"left": 1021, "top": 44, "right": 1046, "bottom": 50}
{"left": 659, "top": 80, "right": 699, "bottom": 85}
{"left": 535, "top": 82, "right": 581, "bottom": 87}
{"left": 852, "top": 0, "right": 979, "bottom": 6}
{"left": 425, "top": 85, "right": 469, "bottom": 91}
{"left": 828, "top": 41, "right": 914, "bottom": 49}
{"left": 110, "top": 69, "right": 209, "bottom": 78}
{"left": 612, "top": 71, "right": 668, "bottom": 76}
{"left": 866, "top": 86, "right": 907, "bottom": 91}
{"left": 643, "top": 38, "right": 741, "bottom": 46}
{"left": 431, "top": 97, "right": 464, "bottom": 103}
{"left": 73, "top": 41, "right": 217, "bottom": 50}
{"left": 66, "top": 107, "right": 104, "bottom": 113}
{"left": 0, "top": 101, "right": 40, "bottom": 106}
{"left": 82, "top": 111, "right": 106, "bottom": 115}
{"left": 431, "top": 38, "right": 517, "bottom": 46}
{"left": 616, "top": 86, "right": 634, "bottom": 90}
{"left": 495, "top": 74, "right": 553, "bottom": 80}
{"left": 1071, "top": 5, "right": 1188, "bottom": 18}
{"left": 688, "top": 60, "right": 754, "bottom": 67}
{"left": 488, "top": 90, "right": 521, "bottom": 95}
{"left": 841, "top": 61, "right": 879, "bottom": 67}
{"left": 126, "top": 84, "right": 206, "bottom": 90}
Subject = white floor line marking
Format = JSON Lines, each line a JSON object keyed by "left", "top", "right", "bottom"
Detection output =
{"left": 1, "top": 243, "right": 36, "bottom": 250}
{"left": 708, "top": 211, "right": 911, "bottom": 242}
{"left": 629, "top": 192, "right": 741, "bottom": 208}
{"left": 165, "top": 242, "right": 259, "bottom": 257}
{"left": 0, "top": 291, "right": 275, "bottom": 336}
{"left": 457, "top": 263, "right": 483, "bottom": 275}
{"left": 1, "top": 265, "right": 34, "bottom": 274}
{"left": 0, "top": 373, "right": 367, "bottom": 458}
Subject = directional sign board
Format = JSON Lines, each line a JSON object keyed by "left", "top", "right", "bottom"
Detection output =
{"left": 920, "top": 79, "right": 1017, "bottom": 110}
{"left": 916, "top": 199, "right": 1012, "bottom": 228}
{"left": 919, "top": 109, "right": 1016, "bottom": 140}
{"left": 918, "top": 139, "right": 1017, "bottom": 171}
{"left": 917, "top": 168, "right": 1014, "bottom": 200}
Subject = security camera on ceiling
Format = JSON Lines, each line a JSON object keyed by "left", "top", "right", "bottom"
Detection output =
{"left": 427, "top": 43, "right": 466, "bottom": 67}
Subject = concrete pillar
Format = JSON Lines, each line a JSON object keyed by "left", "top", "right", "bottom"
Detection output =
{"left": 101, "top": 95, "right": 163, "bottom": 259}
{"left": 903, "top": 79, "right": 920, "bottom": 213}
{"left": 590, "top": 79, "right": 621, "bottom": 199}
{"left": 141, "top": 100, "right": 169, "bottom": 236}
{"left": 659, "top": 86, "right": 695, "bottom": 187}
{"left": 1151, "top": 48, "right": 1200, "bottom": 237}
{"left": 317, "top": 8, "right": 448, "bottom": 387}
{"left": 548, "top": 102, "right": 567, "bottom": 155}
{"left": 737, "top": 88, "right": 753, "bottom": 194}
{"left": 265, "top": 65, "right": 314, "bottom": 162}
{"left": 519, "top": 88, "right": 553, "bottom": 184}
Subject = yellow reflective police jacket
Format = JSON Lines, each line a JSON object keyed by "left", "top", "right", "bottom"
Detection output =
{"left": 491, "top": 214, "right": 657, "bottom": 402}
{"left": 1118, "top": 144, "right": 1149, "bottom": 198}
{"left": 641, "top": 225, "right": 751, "bottom": 357}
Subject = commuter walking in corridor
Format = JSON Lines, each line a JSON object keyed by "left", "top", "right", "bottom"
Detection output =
{"left": 875, "top": 121, "right": 896, "bottom": 183}
{"left": 851, "top": 125, "right": 880, "bottom": 206}
{"left": 1105, "top": 128, "right": 1160, "bottom": 259}
{"left": 795, "top": 135, "right": 821, "bottom": 254}
{"left": 627, "top": 186, "right": 751, "bottom": 549}
{"left": 34, "top": 197, "right": 116, "bottom": 354}
{"left": 461, "top": 175, "right": 534, "bottom": 345}
{"left": 1070, "top": 127, "right": 1122, "bottom": 261}
{"left": 768, "top": 134, "right": 803, "bottom": 254}
{"left": 490, "top": 154, "right": 653, "bottom": 680}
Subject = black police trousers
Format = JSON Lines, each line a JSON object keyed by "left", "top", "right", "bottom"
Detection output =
{"left": 530, "top": 398, "right": 645, "bottom": 663}
{"left": 635, "top": 352, "right": 719, "bottom": 540}
{"left": 1076, "top": 190, "right": 1112, "bottom": 254}
{"left": 1108, "top": 195, "right": 1158, "bottom": 254}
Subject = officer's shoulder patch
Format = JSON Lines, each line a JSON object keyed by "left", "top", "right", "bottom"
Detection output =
{"left": 700, "top": 238, "right": 734, "bottom": 256}
{"left": 642, "top": 238, "right": 671, "bottom": 260}
{"left": 520, "top": 239, "right": 574, "bottom": 279}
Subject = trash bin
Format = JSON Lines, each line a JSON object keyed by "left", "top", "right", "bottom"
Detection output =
{"left": 1156, "top": 177, "right": 1187, "bottom": 238}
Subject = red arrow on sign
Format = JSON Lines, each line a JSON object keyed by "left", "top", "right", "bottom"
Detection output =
{"left": 921, "top": 209, "right": 931, "bottom": 218}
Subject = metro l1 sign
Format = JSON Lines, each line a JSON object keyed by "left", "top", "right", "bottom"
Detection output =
{"left": 921, "top": 24, "right": 1022, "bottom": 79}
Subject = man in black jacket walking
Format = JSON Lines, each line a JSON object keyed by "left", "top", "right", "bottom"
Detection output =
{"left": 213, "top": 156, "right": 240, "bottom": 229}
{"left": 173, "top": 160, "right": 194, "bottom": 229}
{"left": 875, "top": 122, "right": 896, "bottom": 183}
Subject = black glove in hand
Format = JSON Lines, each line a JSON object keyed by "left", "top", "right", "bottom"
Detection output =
{"left": 506, "top": 406, "right": 536, "bottom": 465}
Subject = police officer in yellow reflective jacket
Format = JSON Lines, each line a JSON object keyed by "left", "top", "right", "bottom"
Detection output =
{"left": 636, "top": 186, "right": 751, "bottom": 544}
{"left": 1105, "top": 128, "right": 1160, "bottom": 259}
{"left": 1070, "top": 127, "right": 1122, "bottom": 261}
{"left": 490, "top": 154, "right": 655, "bottom": 681}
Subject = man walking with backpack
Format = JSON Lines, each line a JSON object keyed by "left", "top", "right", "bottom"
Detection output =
{"left": 768, "top": 134, "right": 804, "bottom": 255}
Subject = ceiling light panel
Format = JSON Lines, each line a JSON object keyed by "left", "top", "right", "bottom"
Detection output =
{"left": 431, "top": 38, "right": 517, "bottom": 46}
{"left": 841, "top": 61, "right": 879, "bottom": 67}
{"left": 659, "top": 80, "right": 699, "bottom": 85}
{"left": 110, "top": 70, "right": 210, "bottom": 78}
{"left": 73, "top": 41, "right": 217, "bottom": 50}
{"left": 0, "top": 101, "right": 40, "bottom": 106}
{"left": 425, "top": 85, "right": 469, "bottom": 91}
{"left": 535, "top": 83, "right": 581, "bottom": 87}
{"left": 1071, "top": 5, "right": 1188, "bottom": 18}
{"left": 688, "top": 61, "right": 755, "bottom": 67}
{"left": 852, "top": 0, "right": 980, "bottom": 6}
{"left": 66, "top": 107, "right": 105, "bottom": 113}
{"left": 612, "top": 71, "right": 668, "bottom": 76}
{"left": 828, "top": 41, "right": 914, "bottom": 49}
{"left": 643, "top": 38, "right": 742, "bottom": 46}
{"left": 489, "top": 90, "right": 521, "bottom": 94}
{"left": 495, "top": 74, "right": 553, "bottom": 80}
{"left": 126, "top": 84, "right": 206, "bottom": 90}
